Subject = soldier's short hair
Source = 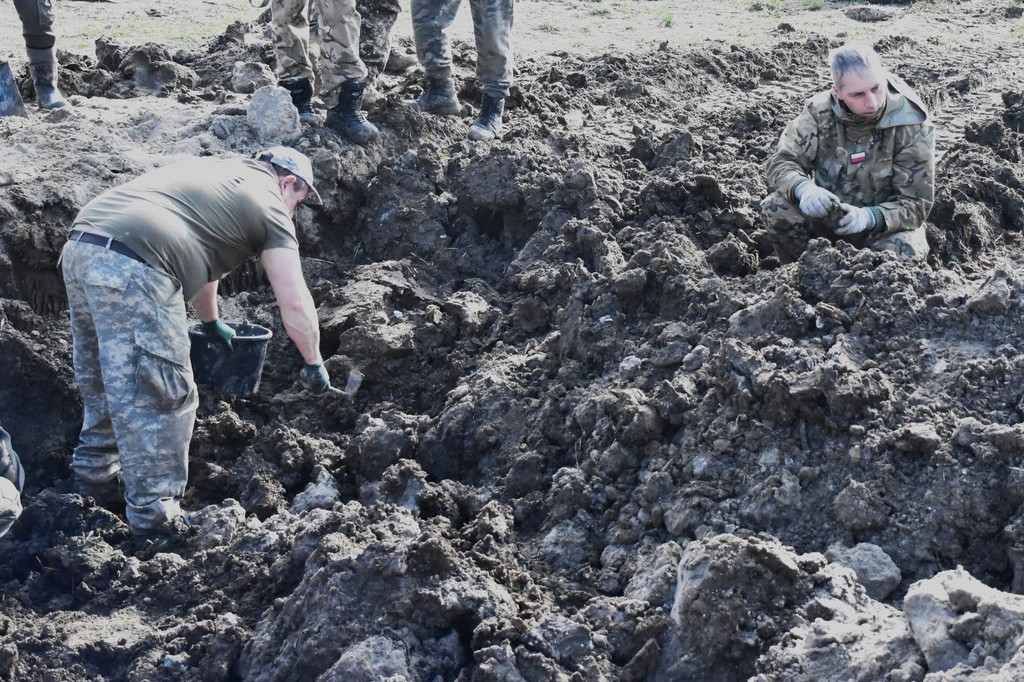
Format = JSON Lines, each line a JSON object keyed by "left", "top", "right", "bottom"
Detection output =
{"left": 268, "top": 162, "right": 309, "bottom": 196}
{"left": 828, "top": 43, "right": 885, "bottom": 89}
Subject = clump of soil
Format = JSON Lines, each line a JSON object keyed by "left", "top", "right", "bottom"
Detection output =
{"left": 3, "top": 3, "right": 1024, "bottom": 681}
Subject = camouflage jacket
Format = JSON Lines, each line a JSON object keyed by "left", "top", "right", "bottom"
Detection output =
{"left": 766, "top": 75, "right": 935, "bottom": 236}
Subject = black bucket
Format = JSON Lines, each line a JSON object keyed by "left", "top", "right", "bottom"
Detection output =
{"left": 188, "top": 322, "right": 272, "bottom": 396}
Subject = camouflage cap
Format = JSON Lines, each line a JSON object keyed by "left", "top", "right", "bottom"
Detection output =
{"left": 257, "top": 146, "right": 323, "bottom": 205}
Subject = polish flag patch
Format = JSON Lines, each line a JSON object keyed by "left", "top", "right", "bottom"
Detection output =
{"left": 850, "top": 151, "right": 867, "bottom": 164}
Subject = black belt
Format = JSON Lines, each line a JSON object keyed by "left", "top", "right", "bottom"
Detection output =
{"left": 68, "top": 229, "right": 149, "bottom": 267}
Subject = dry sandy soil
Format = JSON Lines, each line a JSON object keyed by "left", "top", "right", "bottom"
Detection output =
{"left": 3, "top": 0, "right": 1024, "bottom": 681}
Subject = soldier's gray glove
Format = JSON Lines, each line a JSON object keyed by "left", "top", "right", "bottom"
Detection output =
{"left": 836, "top": 204, "right": 875, "bottom": 235}
{"left": 795, "top": 181, "right": 840, "bottom": 218}
{"left": 299, "top": 363, "right": 331, "bottom": 394}
{"left": 202, "top": 319, "right": 236, "bottom": 352}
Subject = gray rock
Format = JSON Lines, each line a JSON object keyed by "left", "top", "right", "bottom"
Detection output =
{"left": 525, "top": 615, "right": 594, "bottom": 667}
{"left": 894, "top": 422, "right": 942, "bottom": 455}
{"left": 444, "top": 290, "right": 497, "bottom": 336}
{"left": 904, "top": 572, "right": 973, "bottom": 672}
{"left": 665, "top": 534, "right": 922, "bottom": 682}
{"left": 832, "top": 479, "right": 889, "bottom": 532}
{"left": 319, "top": 635, "right": 412, "bottom": 681}
{"left": 536, "top": 513, "right": 595, "bottom": 568}
{"left": 231, "top": 61, "right": 275, "bottom": 94}
{"left": 622, "top": 541, "right": 684, "bottom": 609}
{"left": 475, "top": 642, "right": 528, "bottom": 682}
{"left": 966, "top": 269, "right": 1014, "bottom": 315}
{"left": 247, "top": 85, "right": 301, "bottom": 145}
{"left": 904, "top": 568, "right": 1024, "bottom": 679}
{"left": 289, "top": 466, "right": 341, "bottom": 514}
{"left": 826, "top": 542, "right": 902, "bottom": 601}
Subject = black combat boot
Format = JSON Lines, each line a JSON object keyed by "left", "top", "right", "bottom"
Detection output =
{"left": 468, "top": 94, "right": 505, "bottom": 141}
{"left": 280, "top": 77, "right": 318, "bottom": 125}
{"left": 384, "top": 49, "right": 418, "bottom": 74}
{"left": 76, "top": 476, "right": 126, "bottom": 510}
{"left": 408, "top": 77, "right": 460, "bottom": 115}
{"left": 26, "top": 47, "right": 67, "bottom": 109}
{"left": 325, "top": 81, "right": 380, "bottom": 145}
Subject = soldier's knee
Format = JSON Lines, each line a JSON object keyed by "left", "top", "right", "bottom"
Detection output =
{"left": 872, "top": 227, "right": 929, "bottom": 261}
{"left": 762, "top": 193, "right": 806, "bottom": 233}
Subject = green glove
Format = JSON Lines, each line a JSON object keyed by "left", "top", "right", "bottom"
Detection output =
{"left": 202, "top": 319, "right": 236, "bottom": 352}
{"left": 299, "top": 363, "right": 331, "bottom": 394}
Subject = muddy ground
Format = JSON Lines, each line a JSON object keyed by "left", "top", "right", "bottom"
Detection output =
{"left": 3, "top": 0, "right": 1024, "bottom": 680}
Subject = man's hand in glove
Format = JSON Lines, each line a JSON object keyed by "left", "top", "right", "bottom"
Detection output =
{"left": 836, "top": 204, "right": 875, "bottom": 235}
{"left": 202, "top": 319, "right": 236, "bottom": 351}
{"left": 795, "top": 181, "right": 840, "bottom": 218}
{"left": 299, "top": 363, "right": 331, "bottom": 394}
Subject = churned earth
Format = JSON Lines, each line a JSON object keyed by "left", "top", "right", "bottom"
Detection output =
{"left": 2, "top": 0, "right": 1024, "bottom": 680}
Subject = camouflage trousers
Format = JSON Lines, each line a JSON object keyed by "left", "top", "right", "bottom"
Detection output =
{"left": 761, "top": 191, "right": 929, "bottom": 263}
{"left": 62, "top": 239, "right": 197, "bottom": 535}
{"left": 411, "top": 0, "right": 514, "bottom": 97}
{"left": 271, "top": 0, "right": 368, "bottom": 107}
{"left": 0, "top": 425, "right": 23, "bottom": 538}
{"left": 0, "top": 426, "right": 24, "bottom": 492}
{"left": 13, "top": 0, "right": 55, "bottom": 48}
{"left": 358, "top": 0, "right": 401, "bottom": 80}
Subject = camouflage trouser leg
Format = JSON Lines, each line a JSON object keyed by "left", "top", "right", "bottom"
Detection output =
{"left": 314, "top": 0, "right": 368, "bottom": 106}
{"left": 0, "top": 424, "right": 23, "bottom": 538}
{"left": 761, "top": 191, "right": 815, "bottom": 263}
{"left": 871, "top": 226, "right": 929, "bottom": 261}
{"left": 358, "top": 0, "right": 401, "bottom": 81}
{"left": 469, "top": 0, "right": 513, "bottom": 97}
{"left": 62, "top": 241, "right": 197, "bottom": 535}
{"left": 411, "top": 0, "right": 514, "bottom": 97}
{"left": 763, "top": 191, "right": 930, "bottom": 262}
{"left": 13, "top": 0, "right": 55, "bottom": 49}
{"left": 271, "top": 0, "right": 316, "bottom": 83}
{"left": 0, "top": 426, "right": 24, "bottom": 492}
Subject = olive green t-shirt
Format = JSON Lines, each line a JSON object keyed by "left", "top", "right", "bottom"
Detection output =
{"left": 74, "top": 157, "right": 299, "bottom": 301}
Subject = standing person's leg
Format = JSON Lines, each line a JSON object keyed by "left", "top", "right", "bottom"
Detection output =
{"left": 0, "top": 426, "right": 24, "bottom": 538}
{"left": 63, "top": 243, "right": 197, "bottom": 539}
{"left": 316, "top": 0, "right": 368, "bottom": 106}
{"left": 111, "top": 264, "right": 196, "bottom": 539}
{"left": 13, "top": 0, "right": 66, "bottom": 108}
{"left": 271, "top": 0, "right": 319, "bottom": 123}
{"left": 408, "top": 0, "right": 462, "bottom": 114}
{"left": 469, "top": 0, "right": 512, "bottom": 98}
{"left": 357, "top": 0, "right": 402, "bottom": 82}
{"left": 271, "top": 0, "right": 316, "bottom": 82}
{"left": 465, "top": 0, "right": 512, "bottom": 140}
{"left": 62, "top": 242, "right": 122, "bottom": 497}
{"left": 319, "top": 0, "right": 379, "bottom": 143}
{"left": 12, "top": 0, "right": 55, "bottom": 48}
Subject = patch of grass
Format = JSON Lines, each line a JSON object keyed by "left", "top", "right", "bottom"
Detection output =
{"left": 61, "top": 0, "right": 253, "bottom": 52}
{"left": 659, "top": 10, "right": 675, "bottom": 28}
{"left": 802, "top": 0, "right": 825, "bottom": 9}
{"left": 539, "top": 20, "right": 559, "bottom": 33}
{"left": 590, "top": 7, "right": 611, "bottom": 16}
{"left": 1013, "top": 18, "right": 1024, "bottom": 38}
{"left": 733, "top": 26, "right": 768, "bottom": 46}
